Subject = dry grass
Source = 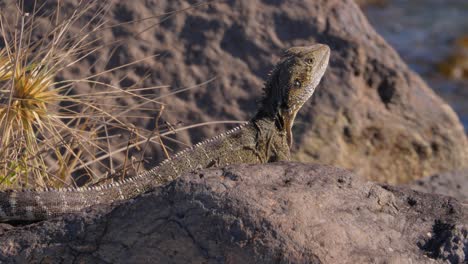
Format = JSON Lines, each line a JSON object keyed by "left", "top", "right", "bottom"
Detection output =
{"left": 0, "top": 1, "right": 241, "bottom": 190}
{"left": 0, "top": 1, "right": 126, "bottom": 188}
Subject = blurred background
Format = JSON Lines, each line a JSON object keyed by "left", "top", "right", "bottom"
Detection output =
{"left": 359, "top": 0, "right": 468, "bottom": 131}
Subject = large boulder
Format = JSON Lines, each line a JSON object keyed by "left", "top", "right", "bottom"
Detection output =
{"left": 2, "top": 0, "right": 467, "bottom": 183}
{"left": 0, "top": 162, "right": 466, "bottom": 263}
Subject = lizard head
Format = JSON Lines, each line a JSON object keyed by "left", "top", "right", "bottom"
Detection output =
{"left": 257, "top": 44, "right": 330, "bottom": 146}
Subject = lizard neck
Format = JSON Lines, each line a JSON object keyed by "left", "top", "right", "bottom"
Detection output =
{"left": 254, "top": 66, "right": 284, "bottom": 122}
{"left": 251, "top": 115, "right": 279, "bottom": 132}
{"left": 252, "top": 102, "right": 286, "bottom": 136}
{"left": 253, "top": 66, "right": 288, "bottom": 135}
{"left": 250, "top": 114, "right": 291, "bottom": 163}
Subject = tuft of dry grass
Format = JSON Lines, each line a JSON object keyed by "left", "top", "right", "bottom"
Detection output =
{"left": 0, "top": 1, "right": 111, "bottom": 188}
{"left": 0, "top": 1, "right": 165, "bottom": 189}
{"left": 0, "top": 1, "right": 241, "bottom": 190}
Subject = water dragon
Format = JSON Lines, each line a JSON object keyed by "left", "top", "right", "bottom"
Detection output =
{"left": 0, "top": 44, "right": 330, "bottom": 221}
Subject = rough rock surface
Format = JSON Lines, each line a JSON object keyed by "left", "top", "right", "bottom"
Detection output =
{"left": 409, "top": 169, "right": 468, "bottom": 203}
{"left": 2, "top": 0, "right": 466, "bottom": 183}
{"left": 0, "top": 162, "right": 466, "bottom": 263}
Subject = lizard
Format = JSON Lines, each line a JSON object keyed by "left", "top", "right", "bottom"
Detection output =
{"left": 0, "top": 44, "right": 330, "bottom": 222}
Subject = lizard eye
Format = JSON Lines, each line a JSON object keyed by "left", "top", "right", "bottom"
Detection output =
{"left": 293, "top": 79, "right": 301, "bottom": 88}
{"left": 305, "top": 58, "right": 314, "bottom": 64}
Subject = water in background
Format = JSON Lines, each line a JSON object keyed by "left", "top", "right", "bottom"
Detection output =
{"left": 362, "top": 0, "right": 468, "bottom": 131}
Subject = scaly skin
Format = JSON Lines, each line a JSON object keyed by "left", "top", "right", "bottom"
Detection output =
{"left": 0, "top": 44, "right": 330, "bottom": 221}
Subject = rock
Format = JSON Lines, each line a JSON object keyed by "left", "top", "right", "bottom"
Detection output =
{"left": 1, "top": 0, "right": 467, "bottom": 184}
{"left": 409, "top": 169, "right": 468, "bottom": 203}
{"left": 0, "top": 163, "right": 466, "bottom": 263}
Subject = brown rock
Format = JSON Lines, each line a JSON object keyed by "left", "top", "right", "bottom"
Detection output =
{"left": 2, "top": 0, "right": 467, "bottom": 184}
{"left": 409, "top": 169, "right": 468, "bottom": 203}
{"left": 0, "top": 162, "right": 466, "bottom": 263}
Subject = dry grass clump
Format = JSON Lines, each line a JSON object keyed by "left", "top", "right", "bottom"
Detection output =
{"left": 0, "top": 1, "right": 240, "bottom": 190}
{"left": 0, "top": 1, "right": 167, "bottom": 189}
{"left": 0, "top": 2, "right": 115, "bottom": 188}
